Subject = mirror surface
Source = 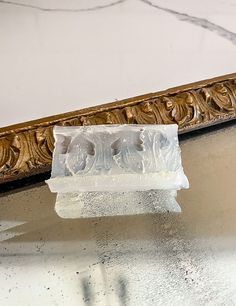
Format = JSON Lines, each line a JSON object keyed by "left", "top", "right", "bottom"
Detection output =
{"left": 1, "top": 124, "right": 236, "bottom": 305}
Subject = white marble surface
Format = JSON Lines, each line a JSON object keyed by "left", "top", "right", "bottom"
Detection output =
{"left": 1, "top": 0, "right": 236, "bottom": 127}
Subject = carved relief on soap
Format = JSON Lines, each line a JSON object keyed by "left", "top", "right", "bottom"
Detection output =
{"left": 47, "top": 125, "right": 188, "bottom": 192}
{"left": 50, "top": 125, "right": 182, "bottom": 177}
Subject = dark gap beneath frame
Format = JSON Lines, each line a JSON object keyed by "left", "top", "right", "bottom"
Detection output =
{"left": 179, "top": 118, "right": 236, "bottom": 141}
{"left": 1, "top": 119, "right": 236, "bottom": 195}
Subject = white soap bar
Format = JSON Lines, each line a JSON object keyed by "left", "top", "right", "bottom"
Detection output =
{"left": 46, "top": 124, "right": 189, "bottom": 192}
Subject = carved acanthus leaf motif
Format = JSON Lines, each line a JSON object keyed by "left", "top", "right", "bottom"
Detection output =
{"left": 1, "top": 74, "right": 236, "bottom": 184}
{"left": 0, "top": 135, "right": 20, "bottom": 175}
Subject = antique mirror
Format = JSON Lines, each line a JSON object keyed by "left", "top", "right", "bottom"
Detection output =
{"left": 1, "top": 1, "right": 236, "bottom": 305}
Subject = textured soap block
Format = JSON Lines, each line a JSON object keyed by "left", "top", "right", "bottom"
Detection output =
{"left": 46, "top": 124, "right": 189, "bottom": 192}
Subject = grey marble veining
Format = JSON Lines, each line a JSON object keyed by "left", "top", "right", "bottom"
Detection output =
{"left": 0, "top": 0, "right": 126, "bottom": 12}
{"left": 1, "top": 0, "right": 236, "bottom": 44}
{"left": 141, "top": 0, "right": 236, "bottom": 45}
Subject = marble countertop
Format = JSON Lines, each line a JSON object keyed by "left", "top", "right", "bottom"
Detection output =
{"left": 1, "top": 0, "right": 236, "bottom": 127}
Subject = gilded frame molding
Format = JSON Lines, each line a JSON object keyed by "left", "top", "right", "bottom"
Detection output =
{"left": 1, "top": 73, "right": 236, "bottom": 185}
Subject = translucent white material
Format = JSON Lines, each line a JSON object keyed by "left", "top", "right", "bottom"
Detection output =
{"left": 46, "top": 124, "right": 188, "bottom": 217}
{"left": 55, "top": 190, "right": 180, "bottom": 219}
{"left": 46, "top": 124, "right": 189, "bottom": 193}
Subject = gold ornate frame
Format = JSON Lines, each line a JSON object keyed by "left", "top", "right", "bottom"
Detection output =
{"left": 1, "top": 73, "right": 236, "bottom": 185}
